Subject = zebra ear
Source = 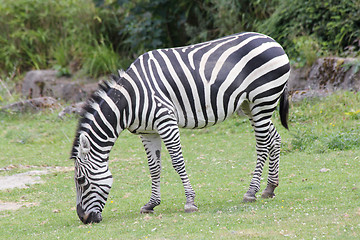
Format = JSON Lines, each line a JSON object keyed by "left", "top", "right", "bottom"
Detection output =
{"left": 79, "top": 133, "right": 90, "bottom": 156}
{"left": 118, "top": 69, "right": 125, "bottom": 78}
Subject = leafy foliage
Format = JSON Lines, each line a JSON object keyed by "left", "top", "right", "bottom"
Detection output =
{"left": 184, "top": 0, "right": 278, "bottom": 44}
{"left": 0, "top": 0, "right": 359, "bottom": 77}
{"left": 82, "top": 39, "right": 132, "bottom": 78}
{"left": 258, "top": 0, "right": 360, "bottom": 61}
{"left": 115, "top": 0, "right": 191, "bottom": 54}
{"left": 101, "top": 0, "right": 278, "bottom": 53}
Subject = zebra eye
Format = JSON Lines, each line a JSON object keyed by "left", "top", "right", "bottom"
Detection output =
{"left": 77, "top": 176, "right": 86, "bottom": 185}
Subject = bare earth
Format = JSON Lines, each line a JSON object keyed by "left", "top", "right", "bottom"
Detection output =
{"left": 0, "top": 166, "right": 73, "bottom": 211}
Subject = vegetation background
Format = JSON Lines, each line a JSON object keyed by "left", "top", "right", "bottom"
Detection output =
{"left": 0, "top": 0, "right": 359, "bottom": 81}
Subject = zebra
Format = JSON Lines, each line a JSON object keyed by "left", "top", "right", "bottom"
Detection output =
{"left": 71, "top": 32, "right": 290, "bottom": 224}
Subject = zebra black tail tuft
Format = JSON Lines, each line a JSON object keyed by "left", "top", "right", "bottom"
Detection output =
{"left": 279, "top": 87, "right": 289, "bottom": 130}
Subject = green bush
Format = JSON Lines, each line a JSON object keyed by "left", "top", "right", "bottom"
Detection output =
{"left": 1, "top": 0, "right": 359, "bottom": 78}
{"left": 292, "top": 36, "right": 322, "bottom": 67}
{"left": 110, "top": 0, "right": 193, "bottom": 54}
{"left": 102, "top": 0, "right": 277, "bottom": 54}
{"left": 258, "top": 0, "right": 360, "bottom": 62}
{"left": 184, "top": 0, "right": 278, "bottom": 44}
{"left": 106, "top": 0, "right": 360, "bottom": 64}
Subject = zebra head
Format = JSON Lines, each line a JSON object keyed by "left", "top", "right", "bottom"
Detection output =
{"left": 73, "top": 133, "right": 113, "bottom": 224}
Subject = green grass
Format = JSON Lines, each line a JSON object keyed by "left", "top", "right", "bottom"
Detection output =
{"left": 0, "top": 0, "right": 129, "bottom": 77}
{"left": 0, "top": 91, "right": 359, "bottom": 239}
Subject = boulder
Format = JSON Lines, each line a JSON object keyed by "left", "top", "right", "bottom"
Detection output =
{"left": 1, "top": 97, "right": 59, "bottom": 113}
{"left": 305, "top": 57, "right": 360, "bottom": 91}
{"left": 58, "top": 102, "right": 86, "bottom": 119}
{"left": 288, "top": 57, "right": 360, "bottom": 101}
{"left": 20, "top": 58, "right": 360, "bottom": 115}
{"left": 22, "top": 70, "right": 98, "bottom": 102}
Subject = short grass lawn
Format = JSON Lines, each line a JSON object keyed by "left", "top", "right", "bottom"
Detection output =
{"left": 0, "top": 91, "right": 359, "bottom": 239}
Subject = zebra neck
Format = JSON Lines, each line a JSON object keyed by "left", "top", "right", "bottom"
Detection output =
{"left": 79, "top": 95, "right": 126, "bottom": 162}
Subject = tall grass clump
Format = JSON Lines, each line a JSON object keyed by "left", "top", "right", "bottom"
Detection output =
{"left": 82, "top": 40, "right": 132, "bottom": 78}
{"left": 0, "top": 0, "right": 127, "bottom": 78}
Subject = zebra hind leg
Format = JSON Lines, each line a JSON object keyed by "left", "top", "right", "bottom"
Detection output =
{"left": 243, "top": 116, "right": 273, "bottom": 203}
{"left": 239, "top": 101, "right": 265, "bottom": 202}
{"left": 140, "top": 134, "right": 162, "bottom": 213}
{"left": 261, "top": 122, "right": 281, "bottom": 199}
{"left": 159, "top": 122, "right": 198, "bottom": 213}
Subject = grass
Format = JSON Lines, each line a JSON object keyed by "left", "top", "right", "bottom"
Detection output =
{"left": 0, "top": 91, "right": 359, "bottom": 239}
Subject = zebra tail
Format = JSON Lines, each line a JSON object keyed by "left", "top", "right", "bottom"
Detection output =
{"left": 279, "top": 87, "right": 289, "bottom": 130}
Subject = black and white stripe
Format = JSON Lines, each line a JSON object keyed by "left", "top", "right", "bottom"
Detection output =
{"left": 71, "top": 32, "right": 290, "bottom": 223}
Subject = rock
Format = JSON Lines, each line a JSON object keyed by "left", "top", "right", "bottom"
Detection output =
{"left": 1, "top": 97, "right": 59, "bottom": 113}
{"left": 288, "top": 66, "right": 311, "bottom": 91}
{"left": 58, "top": 102, "right": 86, "bottom": 119}
{"left": 288, "top": 57, "right": 360, "bottom": 101}
{"left": 319, "top": 168, "right": 330, "bottom": 173}
{"left": 22, "top": 70, "right": 98, "bottom": 102}
{"left": 308, "top": 57, "right": 359, "bottom": 91}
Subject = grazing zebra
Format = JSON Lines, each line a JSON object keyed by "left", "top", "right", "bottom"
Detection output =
{"left": 71, "top": 32, "right": 290, "bottom": 224}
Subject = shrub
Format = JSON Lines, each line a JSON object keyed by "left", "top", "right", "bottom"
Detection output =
{"left": 292, "top": 36, "right": 322, "bottom": 67}
{"left": 1, "top": 0, "right": 359, "bottom": 78}
{"left": 105, "top": 0, "right": 278, "bottom": 54}
{"left": 185, "top": 0, "right": 278, "bottom": 44}
{"left": 258, "top": 0, "right": 360, "bottom": 62}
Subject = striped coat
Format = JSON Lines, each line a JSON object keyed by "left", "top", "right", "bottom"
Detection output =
{"left": 72, "top": 32, "right": 290, "bottom": 224}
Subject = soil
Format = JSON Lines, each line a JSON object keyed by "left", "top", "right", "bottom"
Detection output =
{"left": 0, "top": 166, "right": 73, "bottom": 211}
{"left": 0, "top": 201, "right": 39, "bottom": 211}
{"left": 0, "top": 170, "right": 47, "bottom": 191}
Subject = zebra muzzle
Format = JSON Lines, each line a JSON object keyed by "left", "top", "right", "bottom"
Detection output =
{"left": 77, "top": 204, "right": 102, "bottom": 224}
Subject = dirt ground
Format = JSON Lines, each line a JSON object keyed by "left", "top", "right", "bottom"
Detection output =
{"left": 0, "top": 166, "right": 73, "bottom": 211}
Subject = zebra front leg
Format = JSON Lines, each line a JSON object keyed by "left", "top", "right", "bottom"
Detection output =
{"left": 261, "top": 122, "right": 281, "bottom": 199}
{"left": 159, "top": 123, "right": 198, "bottom": 213}
{"left": 140, "top": 134, "right": 162, "bottom": 213}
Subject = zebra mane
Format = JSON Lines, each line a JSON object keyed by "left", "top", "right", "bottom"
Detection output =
{"left": 70, "top": 70, "right": 125, "bottom": 159}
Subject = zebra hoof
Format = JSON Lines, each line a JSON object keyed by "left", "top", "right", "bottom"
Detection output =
{"left": 261, "top": 184, "right": 277, "bottom": 199}
{"left": 140, "top": 203, "right": 156, "bottom": 214}
{"left": 140, "top": 208, "right": 154, "bottom": 214}
{"left": 184, "top": 202, "right": 198, "bottom": 213}
{"left": 243, "top": 192, "right": 256, "bottom": 203}
{"left": 261, "top": 192, "right": 275, "bottom": 199}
